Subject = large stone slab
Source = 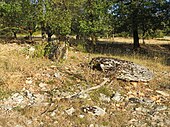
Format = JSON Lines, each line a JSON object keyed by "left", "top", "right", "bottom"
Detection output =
{"left": 89, "top": 57, "right": 154, "bottom": 82}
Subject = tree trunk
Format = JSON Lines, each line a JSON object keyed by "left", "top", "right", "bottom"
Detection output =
{"left": 133, "top": 29, "right": 140, "bottom": 49}
{"left": 91, "top": 35, "right": 97, "bottom": 53}
{"left": 132, "top": 8, "right": 140, "bottom": 49}
{"left": 46, "top": 26, "right": 53, "bottom": 42}
{"left": 41, "top": 27, "right": 46, "bottom": 39}
{"left": 13, "top": 32, "right": 17, "bottom": 39}
{"left": 47, "top": 33, "right": 52, "bottom": 42}
{"left": 29, "top": 32, "right": 33, "bottom": 40}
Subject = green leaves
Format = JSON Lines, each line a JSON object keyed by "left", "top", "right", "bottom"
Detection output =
{"left": 78, "top": 0, "right": 112, "bottom": 39}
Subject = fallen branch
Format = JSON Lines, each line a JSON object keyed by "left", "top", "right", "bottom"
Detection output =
{"left": 41, "top": 78, "right": 110, "bottom": 115}
{"left": 65, "top": 78, "right": 110, "bottom": 99}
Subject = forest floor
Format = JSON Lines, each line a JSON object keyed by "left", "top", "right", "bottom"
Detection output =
{"left": 0, "top": 37, "right": 170, "bottom": 127}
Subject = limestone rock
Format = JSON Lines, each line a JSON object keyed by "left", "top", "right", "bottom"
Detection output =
{"left": 111, "top": 92, "right": 123, "bottom": 102}
{"left": 90, "top": 57, "right": 154, "bottom": 82}
{"left": 82, "top": 106, "right": 106, "bottom": 116}
{"left": 45, "top": 41, "right": 68, "bottom": 62}
{"left": 65, "top": 107, "right": 75, "bottom": 116}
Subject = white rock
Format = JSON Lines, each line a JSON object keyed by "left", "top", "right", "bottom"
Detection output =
{"left": 26, "top": 55, "right": 29, "bottom": 59}
{"left": 12, "top": 93, "right": 24, "bottom": 104}
{"left": 79, "top": 93, "right": 89, "bottom": 99}
{"left": 65, "top": 107, "right": 75, "bottom": 116}
{"left": 26, "top": 78, "right": 33, "bottom": 84}
{"left": 99, "top": 93, "right": 110, "bottom": 102}
{"left": 15, "top": 125, "right": 23, "bottom": 127}
{"left": 93, "top": 106, "right": 106, "bottom": 116}
{"left": 25, "top": 90, "right": 35, "bottom": 100}
{"left": 26, "top": 120, "right": 32, "bottom": 125}
{"left": 4, "top": 105, "right": 12, "bottom": 110}
{"left": 89, "top": 124, "right": 94, "bottom": 127}
{"left": 29, "top": 47, "right": 35, "bottom": 55}
{"left": 155, "top": 105, "right": 167, "bottom": 111}
{"left": 83, "top": 106, "right": 106, "bottom": 116}
{"left": 111, "top": 92, "right": 123, "bottom": 102}
{"left": 39, "top": 83, "right": 47, "bottom": 88}
{"left": 54, "top": 72, "right": 60, "bottom": 78}
{"left": 156, "top": 90, "right": 169, "bottom": 97}
{"left": 46, "top": 73, "right": 51, "bottom": 77}
{"left": 50, "top": 65, "right": 57, "bottom": 68}
{"left": 51, "top": 112, "right": 56, "bottom": 117}
{"left": 135, "top": 107, "right": 149, "bottom": 113}
{"left": 54, "top": 121, "right": 58, "bottom": 124}
{"left": 79, "top": 114, "right": 85, "bottom": 118}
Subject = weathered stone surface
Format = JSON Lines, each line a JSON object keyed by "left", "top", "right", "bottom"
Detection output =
{"left": 82, "top": 106, "right": 106, "bottom": 116}
{"left": 45, "top": 41, "right": 68, "bottom": 62}
{"left": 90, "top": 57, "right": 154, "bottom": 82}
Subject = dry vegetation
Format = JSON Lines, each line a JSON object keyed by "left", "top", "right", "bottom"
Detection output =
{"left": 0, "top": 38, "right": 170, "bottom": 127}
{"left": 99, "top": 37, "right": 170, "bottom": 44}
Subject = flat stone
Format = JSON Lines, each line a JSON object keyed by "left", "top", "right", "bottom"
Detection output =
{"left": 90, "top": 57, "right": 154, "bottom": 82}
{"left": 129, "top": 97, "right": 141, "bottom": 103}
{"left": 26, "top": 78, "right": 33, "bottom": 84}
{"left": 79, "top": 114, "right": 85, "bottom": 118}
{"left": 135, "top": 107, "right": 150, "bottom": 113}
{"left": 39, "top": 83, "right": 47, "bottom": 88}
{"left": 156, "top": 90, "right": 169, "bottom": 97}
{"left": 51, "top": 112, "right": 56, "bottom": 117}
{"left": 99, "top": 93, "right": 111, "bottom": 102}
{"left": 111, "top": 92, "right": 123, "bottom": 102}
{"left": 82, "top": 106, "right": 106, "bottom": 116}
{"left": 65, "top": 107, "right": 75, "bottom": 116}
{"left": 79, "top": 93, "right": 89, "bottom": 99}
{"left": 141, "top": 98, "right": 155, "bottom": 106}
{"left": 54, "top": 72, "right": 60, "bottom": 78}
{"left": 155, "top": 105, "right": 167, "bottom": 111}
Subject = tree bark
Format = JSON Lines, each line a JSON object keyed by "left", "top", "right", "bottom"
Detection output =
{"left": 133, "top": 28, "right": 140, "bottom": 49}
{"left": 132, "top": 8, "right": 140, "bottom": 49}
{"left": 46, "top": 26, "right": 53, "bottom": 42}
{"left": 47, "top": 33, "right": 52, "bottom": 42}
{"left": 29, "top": 32, "right": 33, "bottom": 40}
{"left": 13, "top": 32, "right": 17, "bottom": 39}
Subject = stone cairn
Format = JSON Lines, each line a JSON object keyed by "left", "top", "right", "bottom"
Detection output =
{"left": 89, "top": 57, "right": 154, "bottom": 82}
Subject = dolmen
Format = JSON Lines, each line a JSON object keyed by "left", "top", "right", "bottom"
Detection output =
{"left": 89, "top": 57, "right": 154, "bottom": 82}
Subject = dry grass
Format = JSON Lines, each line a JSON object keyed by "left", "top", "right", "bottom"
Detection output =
{"left": 0, "top": 43, "right": 53, "bottom": 98}
{"left": 0, "top": 38, "right": 169, "bottom": 127}
{"left": 99, "top": 37, "right": 170, "bottom": 44}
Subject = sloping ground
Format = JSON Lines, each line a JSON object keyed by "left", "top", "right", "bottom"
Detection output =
{"left": 0, "top": 42, "right": 170, "bottom": 127}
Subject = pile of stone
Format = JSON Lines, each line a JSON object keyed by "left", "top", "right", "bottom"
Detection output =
{"left": 0, "top": 89, "right": 48, "bottom": 110}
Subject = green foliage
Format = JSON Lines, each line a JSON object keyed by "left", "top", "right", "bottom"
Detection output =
{"left": 0, "top": 1, "right": 23, "bottom": 37}
{"left": 111, "top": 0, "right": 170, "bottom": 40}
{"left": 115, "top": 32, "right": 130, "bottom": 38}
{"left": 34, "top": 43, "right": 47, "bottom": 57}
{"left": 22, "top": 43, "right": 48, "bottom": 58}
{"left": 0, "top": 0, "right": 169, "bottom": 44}
{"left": 78, "top": 0, "right": 112, "bottom": 40}
{"left": 0, "top": 87, "right": 12, "bottom": 100}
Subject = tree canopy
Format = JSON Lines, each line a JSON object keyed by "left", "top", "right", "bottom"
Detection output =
{"left": 0, "top": 0, "right": 169, "bottom": 48}
{"left": 111, "top": 0, "right": 170, "bottom": 48}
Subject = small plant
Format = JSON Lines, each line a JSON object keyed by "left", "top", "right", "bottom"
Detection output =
{"left": 34, "top": 43, "right": 48, "bottom": 57}
{"left": 70, "top": 56, "right": 76, "bottom": 60}
{"left": 0, "top": 88, "right": 12, "bottom": 100}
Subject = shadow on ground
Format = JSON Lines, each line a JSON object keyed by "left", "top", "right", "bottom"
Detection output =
{"left": 85, "top": 41, "right": 170, "bottom": 65}
{"left": 1, "top": 37, "right": 170, "bottom": 65}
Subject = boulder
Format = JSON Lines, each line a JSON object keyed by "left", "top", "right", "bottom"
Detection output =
{"left": 89, "top": 57, "right": 154, "bottom": 82}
